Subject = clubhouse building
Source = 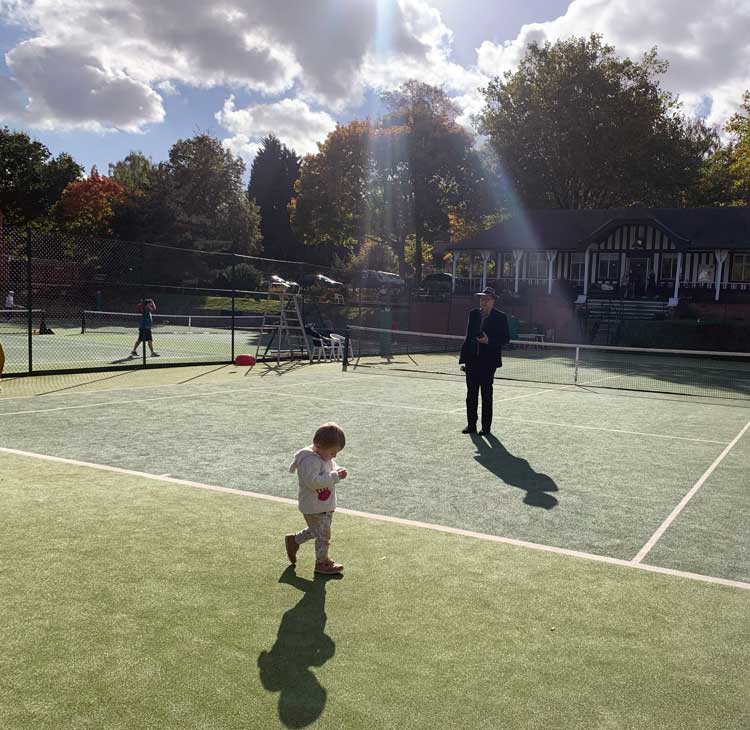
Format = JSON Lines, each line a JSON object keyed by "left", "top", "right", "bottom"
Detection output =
{"left": 446, "top": 208, "right": 750, "bottom": 305}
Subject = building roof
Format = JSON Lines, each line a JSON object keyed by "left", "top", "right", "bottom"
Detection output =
{"left": 449, "top": 207, "right": 750, "bottom": 252}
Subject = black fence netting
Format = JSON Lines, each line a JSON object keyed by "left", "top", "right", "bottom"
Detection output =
{"left": 0, "top": 227, "right": 418, "bottom": 375}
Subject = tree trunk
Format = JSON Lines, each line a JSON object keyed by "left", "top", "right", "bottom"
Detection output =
{"left": 414, "top": 226, "right": 423, "bottom": 283}
{"left": 394, "top": 238, "right": 406, "bottom": 278}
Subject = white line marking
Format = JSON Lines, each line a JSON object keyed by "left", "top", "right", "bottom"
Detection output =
{"left": 632, "top": 419, "right": 750, "bottom": 563}
{"left": 0, "top": 370, "right": 348, "bottom": 403}
{"left": 492, "top": 416, "right": 729, "bottom": 445}
{"left": 1, "top": 376, "right": 373, "bottom": 416}
{"left": 271, "top": 388, "right": 727, "bottom": 445}
{"left": 448, "top": 385, "right": 565, "bottom": 411}
{"left": 258, "top": 389, "right": 454, "bottom": 413}
{"left": 447, "top": 372, "right": 626, "bottom": 412}
{"left": 4, "top": 374, "right": 728, "bottom": 445}
{"left": 1, "top": 446, "right": 748, "bottom": 591}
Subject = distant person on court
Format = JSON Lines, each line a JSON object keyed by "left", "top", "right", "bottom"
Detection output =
{"left": 459, "top": 286, "right": 510, "bottom": 436}
{"left": 287, "top": 422, "right": 348, "bottom": 575}
{"left": 130, "top": 298, "right": 159, "bottom": 357}
{"left": 4, "top": 290, "right": 15, "bottom": 319}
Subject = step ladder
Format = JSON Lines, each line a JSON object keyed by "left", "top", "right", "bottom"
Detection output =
{"left": 255, "top": 284, "right": 310, "bottom": 364}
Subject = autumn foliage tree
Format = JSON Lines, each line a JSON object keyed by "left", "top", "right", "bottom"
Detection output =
{"left": 292, "top": 84, "right": 492, "bottom": 280}
{"left": 57, "top": 168, "right": 126, "bottom": 235}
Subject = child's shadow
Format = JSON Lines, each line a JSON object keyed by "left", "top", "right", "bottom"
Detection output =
{"left": 258, "top": 566, "right": 342, "bottom": 729}
{"left": 471, "top": 433, "right": 559, "bottom": 509}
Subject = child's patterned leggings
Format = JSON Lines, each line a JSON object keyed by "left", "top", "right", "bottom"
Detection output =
{"left": 294, "top": 512, "right": 333, "bottom": 561}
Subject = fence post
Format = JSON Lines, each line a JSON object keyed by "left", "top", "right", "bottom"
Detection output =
{"left": 141, "top": 242, "right": 146, "bottom": 366}
{"left": 26, "top": 228, "right": 33, "bottom": 373}
{"left": 231, "top": 251, "right": 236, "bottom": 362}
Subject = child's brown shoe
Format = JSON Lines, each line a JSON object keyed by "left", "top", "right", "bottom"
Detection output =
{"left": 314, "top": 559, "right": 343, "bottom": 575}
{"left": 285, "top": 534, "right": 299, "bottom": 564}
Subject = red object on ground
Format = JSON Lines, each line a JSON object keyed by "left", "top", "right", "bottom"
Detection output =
{"left": 234, "top": 354, "right": 256, "bottom": 366}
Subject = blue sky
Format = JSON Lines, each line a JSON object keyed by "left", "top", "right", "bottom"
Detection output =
{"left": 1, "top": 0, "right": 748, "bottom": 179}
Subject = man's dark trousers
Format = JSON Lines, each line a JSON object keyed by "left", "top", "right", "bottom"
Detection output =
{"left": 465, "top": 364, "right": 496, "bottom": 432}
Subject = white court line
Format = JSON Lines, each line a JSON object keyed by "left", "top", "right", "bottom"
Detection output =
{"left": 1, "top": 376, "right": 374, "bottom": 417}
{"left": 447, "top": 372, "right": 626, "bottom": 412}
{"left": 1, "top": 445, "right": 747, "bottom": 592}
{"left": 448, "top": 386, "right": 562, "bottom": 411}
{"left": 0, "top": 368, "right": 348, "bottom": 403}
{"left": 257, "top": 389, "right": 456, "bottom": 414}
{"left": 633, "top": 420, "right": 750, "bottom": 563}
{"left": 3, "top": 374, "right": 729, "bottom": 445}
{"left": 492, "top": 416, "right": 729, "bottom": 445}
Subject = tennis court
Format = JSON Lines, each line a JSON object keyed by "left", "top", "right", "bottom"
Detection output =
{"left": 0, "top": 309, "right": 265, "bottom": 372}
{"left": 1, "top": 359, "right": 749, "bottom": 729}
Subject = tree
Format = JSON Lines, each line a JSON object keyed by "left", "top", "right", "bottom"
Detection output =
{"left": 292, "top": 85, "right": 493, "bottom": 280}
{"left": 166, "top": 133, "right": 261, "bottom": 255}
{"left": 57, "top": 168, "right": 126, "bottom": 235}
{"left": 248, "top": 135, "right": 302, "bottom": 260}
{"left": 108, "top": 151, "right": 156, "bottom": 196}
{"left": 476, "top": 35, "right": 712, "bottom": 209}
{"left": 347, "top": 238, "right": 399, "bottom": 273}
{"left": 290, "top": 121, "right": 371, "bottom": 260}
{"left": 379, "top": 81, "right": 492, "bottom": 280}
{"left": 0, "top": 127, "right": 83, "bottom": 226}
{"left": 724, "top": 91, "right": 750, "bottom": 204}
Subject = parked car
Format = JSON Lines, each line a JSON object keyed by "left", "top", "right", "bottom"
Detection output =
{"left": 419, "top": 272, "right": 452, "bottom": 295}
{"left": 359, "top": 269, "right": 405, "bottom": 289}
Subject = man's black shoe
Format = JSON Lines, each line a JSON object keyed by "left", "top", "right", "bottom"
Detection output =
{"left": 478, "top": 430, "right": 491, "bottom": 436}
{"left": 461, "top": 426, "right": 477, "bottom": 434}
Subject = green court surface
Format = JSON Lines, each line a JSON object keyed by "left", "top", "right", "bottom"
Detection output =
{"left": 0, "top": 321, "right": 262, "bottom": 372}
{"left": 1, "top": 363, "right": 749, "bottom": 729}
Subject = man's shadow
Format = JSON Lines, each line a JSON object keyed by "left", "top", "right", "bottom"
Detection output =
{"left": 471, "top": 433, "right": 559, "bottom": 509}
{"left": 258, "top": 566, "right": 342, "bottom": 728}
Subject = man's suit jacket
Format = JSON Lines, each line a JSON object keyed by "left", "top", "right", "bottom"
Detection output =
{"left": 459, "top": 307, "right": 510, "bottom": 370}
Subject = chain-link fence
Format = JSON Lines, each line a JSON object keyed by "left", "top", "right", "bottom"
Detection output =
{"left": 0, "top": 227, "right": 425, "bottom": 375}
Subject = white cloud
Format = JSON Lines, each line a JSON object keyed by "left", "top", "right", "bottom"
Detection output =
{"left": 216, "top": 96, "right": 338, "bottom": 162}
{"left": 5, "top": 40, "right": 164, "bottom": 131}
{"left": 475, "top": 0, "right": 750, "bottom": 130}
{"left": 1, "top": 0, "right": 749, "bottom": 138}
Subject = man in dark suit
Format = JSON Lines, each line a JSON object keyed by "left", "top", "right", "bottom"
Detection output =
{"left": 459, "top": 286, "right": 510, "bottom": 436}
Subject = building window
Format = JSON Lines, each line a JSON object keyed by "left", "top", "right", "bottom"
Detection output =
{"left": 661, "top": 253, "right": 678, "bottom": 280}
{"left": 526, "top": 252, "right": 547, "bottom": 279}
{"left": 597, "top": 252, "right": 619, "bottom": 281}
{"left": 569, "top": 253, "right": 585, "bottom": 282}
{"left": 731, "top": 254, "right": 750, "bottom": 282}
{"left": 500, "top": 252, "right": 515, "bottom": 278}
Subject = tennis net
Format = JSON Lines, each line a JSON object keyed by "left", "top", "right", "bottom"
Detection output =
{"left": 81, "top": 310, "right": 264, "bottom": 334}
{"left": 343, "top": 325, "right": 750, "bottom": 400}
{"left": 0, "top": 309, "right": 46, "bottom": 334}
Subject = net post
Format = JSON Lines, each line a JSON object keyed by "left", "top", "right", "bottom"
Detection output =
{"left": 81, "top": 310, "right": 86, "bottom": 334}
{"left": 574, "top": 346, "right": 580, "bottom": 385}
{"left": 342, "top": 327, "right": 350, "bottom": 371}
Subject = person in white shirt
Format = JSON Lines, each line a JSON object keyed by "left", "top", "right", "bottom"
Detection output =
{"left": 287, "top": 422, "right": 348, "bottom": 575}
{"left": 3, "top": 290, "right": 14, "bottom": 320}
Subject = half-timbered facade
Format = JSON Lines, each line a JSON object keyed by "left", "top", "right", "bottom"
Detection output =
{"left": 446, "top": 208, "right": 750, "bottom": 303}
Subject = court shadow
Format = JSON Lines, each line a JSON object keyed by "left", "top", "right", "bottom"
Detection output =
{"left": 258, "top": 566, "right": 341, "bottom": 728}
{"left": 470, "top": 433, "right": 559, "bottom": 509}
{"left": 258, "top": 361, "right": 308, "bottom": 377}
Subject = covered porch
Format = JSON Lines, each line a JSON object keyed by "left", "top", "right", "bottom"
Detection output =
{"left": 444, "top": 208, "right": 750, "bottom": 305}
